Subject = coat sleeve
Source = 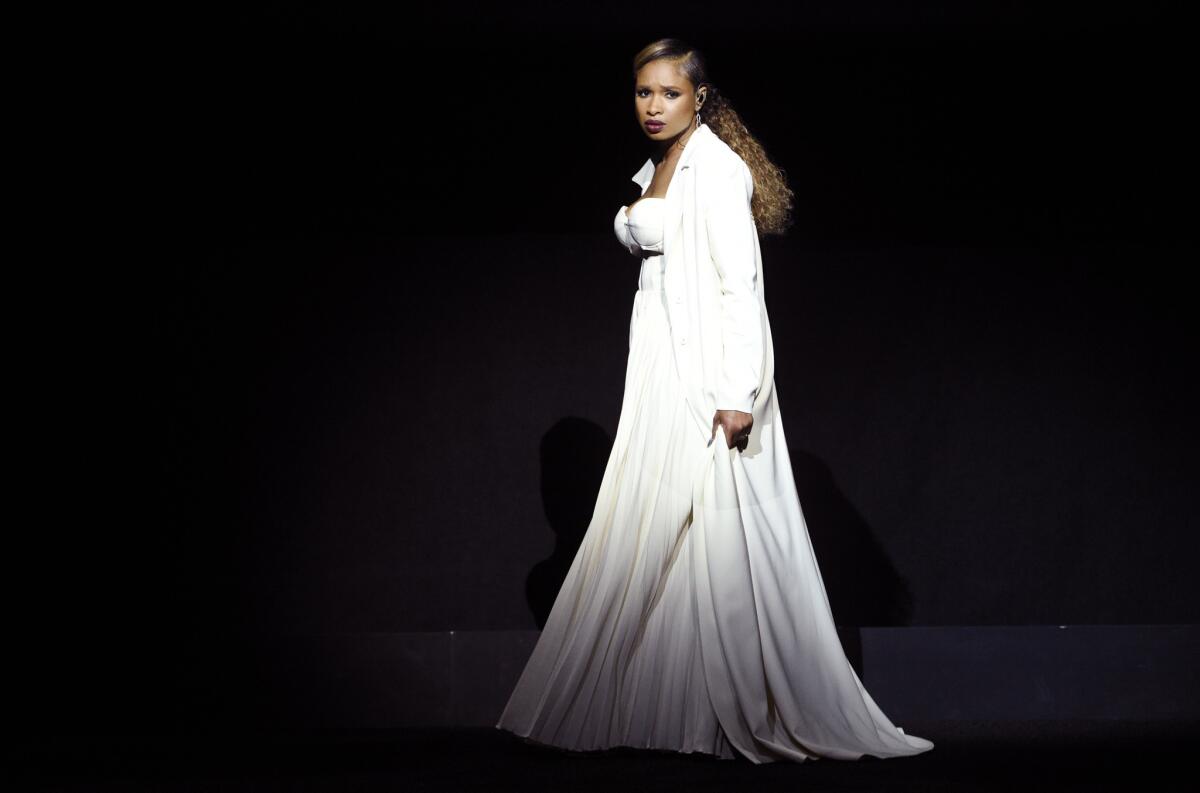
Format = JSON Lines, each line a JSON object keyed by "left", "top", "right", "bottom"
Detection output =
{"left": 614, "top": 206, "right": 641, "bottom": 256}
{"left": 705, "top": 159, "right": 763, "bottom": 414}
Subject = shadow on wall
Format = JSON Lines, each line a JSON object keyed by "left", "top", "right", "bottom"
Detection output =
{"left": 527, "top": 417, "right": 614, "bottom": 629}
{"left": 790, "top": 448, "right": 918, "bottom": 627}
{"left": 524, "top": 417, "right": 916, "bottom": 631}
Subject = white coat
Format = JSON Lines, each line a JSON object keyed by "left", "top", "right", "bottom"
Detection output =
{"left": 607, "top": 123, "right": 934, "bottom": 762}
{"left": 613, "top": 122, "right": 775, "bottom": 450}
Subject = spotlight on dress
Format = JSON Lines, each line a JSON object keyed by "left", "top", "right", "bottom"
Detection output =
{"left": 495, "top": 123, "right": 934, "bottom": 765}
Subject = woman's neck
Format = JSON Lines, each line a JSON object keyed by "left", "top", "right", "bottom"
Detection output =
{"left": 652, "top": 119, "right": 698, "bottom": 164}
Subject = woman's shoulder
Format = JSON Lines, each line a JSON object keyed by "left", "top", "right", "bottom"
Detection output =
{"left": 696, "top": 130, "right": 753, "bottom": 199}
{"left": 698, "top": 127, "right": 750, "bottom": 176}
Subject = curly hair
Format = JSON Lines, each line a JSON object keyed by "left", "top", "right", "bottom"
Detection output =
{"left": 632, "top": 38, "right": 795, "bottom": 236}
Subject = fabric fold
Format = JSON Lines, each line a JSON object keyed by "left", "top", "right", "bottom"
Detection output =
{"left": 690, "top": 404, "right": 934, "bottom": 763}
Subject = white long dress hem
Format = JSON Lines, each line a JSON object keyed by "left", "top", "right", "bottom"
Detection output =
{"left": 495, "top": 196, "right": 933, "bottom": 765}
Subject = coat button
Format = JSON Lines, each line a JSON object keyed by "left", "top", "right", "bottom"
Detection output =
{"left": 680, "top": 336, "right": 688, "bottom": 345}
{"left": 674, "top": 295, "right": 682, "bottom": 304}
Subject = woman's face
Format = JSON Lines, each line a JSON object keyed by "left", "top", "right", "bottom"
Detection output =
{"left": 634, "top": 59, "right": 701, "bottom": 142}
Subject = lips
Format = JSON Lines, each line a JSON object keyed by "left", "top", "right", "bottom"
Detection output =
{"left": 645, "top": 121, "right": 664, "bottom": 131}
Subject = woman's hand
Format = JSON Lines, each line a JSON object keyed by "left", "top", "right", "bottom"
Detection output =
{"left": 712, "top": 409, "right": 753, "bottom": 453}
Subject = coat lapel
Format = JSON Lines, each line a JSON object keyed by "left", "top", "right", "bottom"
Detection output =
{"left": 663, "top": 123, "right": 708, "bottom": 254}
{"left": 631, "top": 158, "right": 655, "bottom": 192}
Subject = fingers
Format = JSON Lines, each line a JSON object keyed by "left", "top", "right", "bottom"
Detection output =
{"left": 712, "top": 421, "right": 734, "bottom": 450}
{"left": 712, "top": 410, "right": 753, "bottom": 452}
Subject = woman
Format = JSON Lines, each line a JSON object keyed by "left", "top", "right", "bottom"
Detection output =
{"left": 495, "top": 38, "right": 934, "bottom": 764}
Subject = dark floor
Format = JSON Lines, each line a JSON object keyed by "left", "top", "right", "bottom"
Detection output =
{"left": 15, "top": 720, "right": 1199, "bottom": 792}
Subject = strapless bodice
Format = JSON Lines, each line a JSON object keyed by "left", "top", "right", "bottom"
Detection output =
{"left": 614, "top": 197, "right": 665, "bottom": 255}
{"left": 614, "top": 197, "right": 667, "bottom": 291}
{"left": 623, "top": 197, "right": 665, "bottom": 253}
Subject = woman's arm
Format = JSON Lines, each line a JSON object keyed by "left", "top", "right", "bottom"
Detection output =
{"left": 705, "top": 159, "right": 764, "bottom": 416}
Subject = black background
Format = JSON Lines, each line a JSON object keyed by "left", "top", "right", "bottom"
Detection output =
{"left": 22, "top": 1, "right": 1197, "bottom": 734}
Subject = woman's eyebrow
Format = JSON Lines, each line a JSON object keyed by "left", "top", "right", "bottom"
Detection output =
{"left": 636, "top": 84, "right": 684, "bottom": 91}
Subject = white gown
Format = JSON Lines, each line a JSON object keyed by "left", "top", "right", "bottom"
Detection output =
{"left": 495, "top": 196, "right": 934, "bottom": 764}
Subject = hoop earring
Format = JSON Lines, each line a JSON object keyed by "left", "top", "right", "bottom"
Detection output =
{"left": 695, "top": 111, "right": 701, "bottom": 127}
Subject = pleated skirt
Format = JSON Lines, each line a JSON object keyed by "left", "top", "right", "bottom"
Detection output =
{"left": 495, "top": 263, "right": 935, "bottom": 764}
{"left": 495, "top": 272, "right": 738, "bottom": 759}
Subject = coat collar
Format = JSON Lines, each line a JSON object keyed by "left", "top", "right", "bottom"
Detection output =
{"left": 630, "top": 122, "right": 712, "bottom": 192}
